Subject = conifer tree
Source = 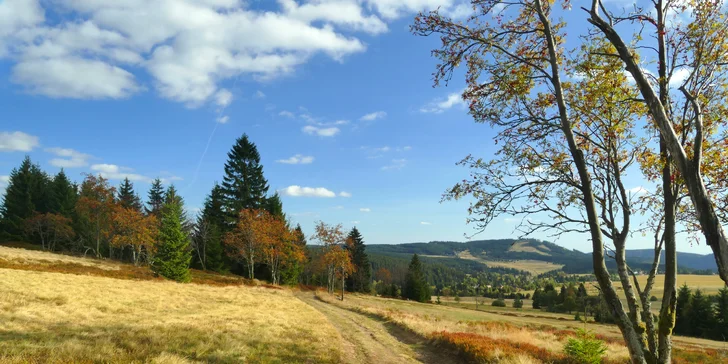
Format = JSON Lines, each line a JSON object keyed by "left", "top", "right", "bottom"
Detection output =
{"left": 265, "top": 192, "right": 284, "bottom": 219}
{"left": 714, "top": 287, "right": 728, "bottom": 340}
{"left": 152, "top": 200, "right": 192, "bottom": 282}
{"left": 281, "top": 224, "right": 307, "bottom": 284}
{"left": 118, "top": 178, "right": 142, "bottom": 212}
{"left": 28, "top": 162, "right": 51, "bottom": 214}
{"left": 221, "top": 134, "right": 269, "bottom": 224}
{"left": 0, "top": 157, "right": 36, "bottom": 240}
{"left": 675, "top": 284, "right": 693, "bottom": 335}
{"left": 164, "top": 184, "right": 192, "bottom": 234}
{"left": 145, "top": 178, "right": 165, "bottom": 217}
{"left": 193, "top": 184, "right": 226, "bottom": 272}
{"left": 345, "top": 227, "right": 372, "bottom": 293}
{"left": 404, "top": 254, "right": 430, "bottom": 303}
{"left": 49, "top": 169, "right": 77, "bottom": 217}
{"left": 688, "top": 289, "right": 713, "bottom": 338}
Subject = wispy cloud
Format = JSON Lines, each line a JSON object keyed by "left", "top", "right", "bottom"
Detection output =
{"left": 279, "top": 110, "right": 295, "bottom": 118}
{"left": 0, "top": 131, "right": 39, "bottom": 152}
{"left": 279, "top": 185, "right": 337, "bottom": 198}
{"left": 276, "top": 154, "right": 314, "bottom": 164}
{"left": 381, "top": 158, "right": 407, "bottom": 171}
{"left": 303, "top": 125, "right": 340, "bottom": 137}
{"left": 420, "top": 91, "right": 465, "bottom": 113}
{"left": 359, "top": 208, "right": 371, "bottom": 212}
{"left": 360, "top": 111, "right": 386, "bottom": 121}
{"left": 339, "top": 191, "right": 352, "bottom": 197}
{"left": 46, "top": 147, "right": 92, "bottom": 168}
{"left": 420, "top": 221, "right": 431, "bottom": 225}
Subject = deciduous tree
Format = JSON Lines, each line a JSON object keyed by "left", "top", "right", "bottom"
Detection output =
{"left": 312, "top": 221, "right": 347, "bottom": 294}
{"left": 76, "top": 174, "right": 116, "bottom": 258}
{"left": 111, "top": 207, "right": 158, "bottom": 266}
{"left": 24, "top": 212, "right": 75, "bottom": 251}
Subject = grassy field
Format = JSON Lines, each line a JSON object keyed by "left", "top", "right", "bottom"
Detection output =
{"left": 0, "top": 247, "right": 342, "bottom": 363}
{"left": 455, "top": 250, "right": 563, "bottom": 275}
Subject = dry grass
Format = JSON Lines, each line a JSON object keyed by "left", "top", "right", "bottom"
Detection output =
{"left": 455, "top": 250, "right": 563, "bottom": 275}
{"left": 316, "top": 293, "right": 629, "bottom": 363}
{"left": 0, "top": 245, "right": 122, "bottom": 271}
{"left": 609, "top": 274, "right": 726, "bottom": 299}
{"left": 0, "top": 268, "right": 342, "bottom": 363}
{"left": 507, "top": 242, "right": 551, "bottom": 256}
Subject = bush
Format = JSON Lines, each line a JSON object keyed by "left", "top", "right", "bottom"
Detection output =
{"left": 650, "top": 295, "right": 658, "bottom": 302}
{"left": 492, "top": 298, "right": 506, "bottom": 307}
{"left": 574, "top": 312, "right": 582, "bottom": 322}
{"left": 563, "top": 329, "right": 607, "bottom": 364}
{"left": 513, "top": 296, "right": 523, "bottom": 309}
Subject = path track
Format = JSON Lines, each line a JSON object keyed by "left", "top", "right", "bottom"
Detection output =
{"left": 295, "top": 292, "right": 460, "bottom": 364}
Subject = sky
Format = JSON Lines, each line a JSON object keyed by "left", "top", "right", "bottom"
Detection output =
{"left": 0, "top": 0, "right": 715, "bottom": 254}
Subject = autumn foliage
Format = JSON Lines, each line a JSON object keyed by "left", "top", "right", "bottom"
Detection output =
{"left": 111, "top": 207, "right": 158, "bottom": 266}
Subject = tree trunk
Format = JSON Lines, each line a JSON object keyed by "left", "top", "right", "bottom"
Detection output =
{"left": 588, "top": 5, "right": 728, "bottom": 285}
{"left": 341, "top": 271, "right": 345, "bottom": 301}
{"left": 658, "top": 139, "right": 677, "bottom": 363}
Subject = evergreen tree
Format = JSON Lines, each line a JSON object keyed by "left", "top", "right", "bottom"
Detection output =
{"left": 714, "top": 287, "right": 728, "bottom": 340}
{"left": 345, "top": 227, "right": 372, "bottom": 293}
{"left": 1, "top": 157, "right": 36, "bottom": 240}
{"left": 29, "top": 162, "right": 51, "bottom": 214}
{"left": 164, "top": 185, "right": 192, "bottom": 233}
{"left": 513, "top": 295, "right": 523, "bottom": 309}
{"left": 688, "top": 289, "right": 713, "bottom": 338}
{"left": 675, "top": 283, "right": 692, "bottom": 335}
{"left": 532, "top": 288, "right": 542, "bottom": 309}
{"left": 265, "top": 192, "right": 284, "bottom": 219}
{"left": 118, "top": 178, "right": 142, "bottom": 211}
{"left": 152, "top": 200, "right": 192, "bottom": 282}
{"left": 145, "top": 178, "right": 165, "bottom": 217}
{"left": 193, "top": 184, "right": 226, "bottom": 272}
{"left": 49, "top": 169, "right": 77, "bottom": 217}
{"left": 280, "top": 224, "right": 307, "bottom": 285}
{"left": 404, "top": 254, "right": 430, "bottom": 303}
{"left": 577, "top": 283, "right": 588, "bottom": 298}
{"left": 221, "top": 134, "right": 269, "bottom": 224}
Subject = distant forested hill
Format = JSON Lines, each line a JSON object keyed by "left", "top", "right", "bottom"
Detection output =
{"left": 366, "top": 239, "right": 718, "bottom": 277}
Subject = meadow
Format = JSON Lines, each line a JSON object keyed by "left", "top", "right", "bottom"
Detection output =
{"left": 0, "top": 247, "right": 342, "bottom": 364}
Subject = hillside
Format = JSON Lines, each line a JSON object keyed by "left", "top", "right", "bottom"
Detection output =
{"left": 367, "top": 239, "right": 719, "bottom": 276}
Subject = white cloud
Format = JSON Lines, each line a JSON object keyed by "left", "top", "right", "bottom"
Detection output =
{"left": 366, "top": 0, "right": 455, "bottom": 19}
{"left": 333, "top": 205, "right": 345, "bottom": 209}
{"left": 381, "top": 158, "right": 407, "bottom": 170}
{"left": 420, "top": 221, "right": 431, "bottom": 225}
{"left": 397, "top": 146, "right": 412, "bottom": 151}
{"left": 351, "top": 220, "right": 360, "bottom": 224}
{"left": 216, "top": 115, "right": 230, "bottom": 124}
{"left": 374, "top": 146, "right": 391, "bottom": 152}
{"left": 0, "top": 131, "right": 39, "bottom": 152}
{"left": 279, "top": 110, "right": 295, "bottom": 118}
{"left": 670, "top": 67, "right": 691, "bottom": 87}
{"left": 46, "top": 147, "right": 92, "bottom": 168}
{"left": 90, "top": 163, "right": 149, "bottom": 181}
{"left": 420, "top": 91, "right": 465, "bottom": 113}
{"left": 12, "top": 57, "right": 139, "bottom": 99}
{"left": 359, "top": 207, "right": 371, "bottom": 212}
{"left": 1, "top": 0, "right": 370, "bottom": 104}
{"left": 279, "top": 185, "right": 337, "bottom": 198}
{"left": 339, "top": 191, "right": 352, "bottom": 197}
{"left": 629, "top": 186, "right": 649, "bottom": 195}
{"left": 214, "top": 89, "right": 233, "bottom": 108}
{"left": 443, "top": 3, "right": 473, "bottom": 19}
{"left": 360, "top": 111, "right": 387, "bottom": 121}
{"left": 303, "top": 125, "right": 340, "bottom": 137}
{"left": 255, "top": 90, "right": 266, "bottom": 98}
{"left": 276, "top": 154, "right": 315, "bottom": 164}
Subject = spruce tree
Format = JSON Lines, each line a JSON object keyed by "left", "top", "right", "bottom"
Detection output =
{"left": 118, "top": 178, "right": 142, "bottom": 211}
{"left": 194, "top": 184, "right": 226, "bottom": 272}
{"left": 221, "top": 134, "right": 269, "bottom": 224}
{"left": 688, "top": 289, "right": 713, "bottom": 338}
{"left": 29, "top": 162, "right": 51, "bottom": 214}
{"left": 145, "top": 178, "right": 165, "bottom": 217}
{"left": 265, "top": 192, "right": 284, "bottom": 218}
{"left": 714, "top": 287, "right": 728, "bottom": 340}
{"left": 345, "top": 227, "right": 372, "bottom": 293}
{"left": 152, "top": 200, "right": 192, "bottom": 282}
{"left": 404, "top": 254, "right": 430, "bottom": 302}
{"left": 49, "top": 169, "right": 77, "bottom": 217}
{"left": 532, "top": 288, "right": 542, "bottom": 309}
{"left": 675, "top": 283, "right": 692, "bottom": 335}
{"left": 164, "top": 185, "right": 192, "bottom": 234}
{"left": 281, "top": 224, "right": 307, "bottom": 284}
{"left": 1, "top": 157, "right": 37, "bottom": 240}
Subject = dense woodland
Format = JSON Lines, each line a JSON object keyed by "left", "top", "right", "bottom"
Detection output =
{"left": 0, "top": 134, "right": 372, "bottom": 296}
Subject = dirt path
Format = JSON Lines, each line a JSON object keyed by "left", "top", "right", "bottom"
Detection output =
{"left": 295, "top": 292, "right": 460, "bottom": 364}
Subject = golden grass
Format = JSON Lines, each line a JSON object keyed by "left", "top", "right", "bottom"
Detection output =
{"left": 316, "top": 292, "right": 629, "bottom": 363}
{"left": 0, "top": 245, "right": 122, "bottom": 271}
{"left": 507, "top": 242, "right": 551, "bottom": 256}
{"left": 455, "top": 250, "right": 563, "bottom": 275}
{"left": 0, "top": 268, "right": 342, "bottom": 363}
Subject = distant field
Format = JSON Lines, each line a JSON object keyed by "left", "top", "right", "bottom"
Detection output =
{"left": 455, "top": 250, "right": 563, "bottom": 274}
{"left": 581, "top": 274, "right": 727, "bottom": 300}
{"left": 508, "top": 241, "right": 552, "bottom": 256}
{"left": 0, "top": 248, "right": 342, "bottom": 363}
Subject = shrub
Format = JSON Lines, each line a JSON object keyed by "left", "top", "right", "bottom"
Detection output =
{"left": 563, "top": 329, "right": 607, "bottom": 364}
{"left": 492, "top": 298, "right": 506, "bottom": 307}
{"left": 650, "top": 295, "right": 658, "bottom": 302}
{"left": 513, "top": 296, "right": 523, "bottom": 308}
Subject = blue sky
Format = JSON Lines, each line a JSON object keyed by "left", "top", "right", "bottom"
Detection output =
{"left": 0, "top": 0, "right": 714, "bottom": 254}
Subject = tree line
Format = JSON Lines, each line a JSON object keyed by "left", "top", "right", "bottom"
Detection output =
{"left": 0, "top": 134, "right": 372, "bottom": 294}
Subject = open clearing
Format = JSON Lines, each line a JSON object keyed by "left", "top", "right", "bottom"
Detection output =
{"left": 0, "top": 268, "right": 342, "bottom": 363}
{"left": 456, "top": 250, "right": 563, "bottom": 274}
{"left": 507, "top": 241, "right": 552, "bottom": 256}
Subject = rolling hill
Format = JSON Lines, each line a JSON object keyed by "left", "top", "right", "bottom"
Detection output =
{"left": 367, "top": 239, "right": 719, "bottom": 276}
